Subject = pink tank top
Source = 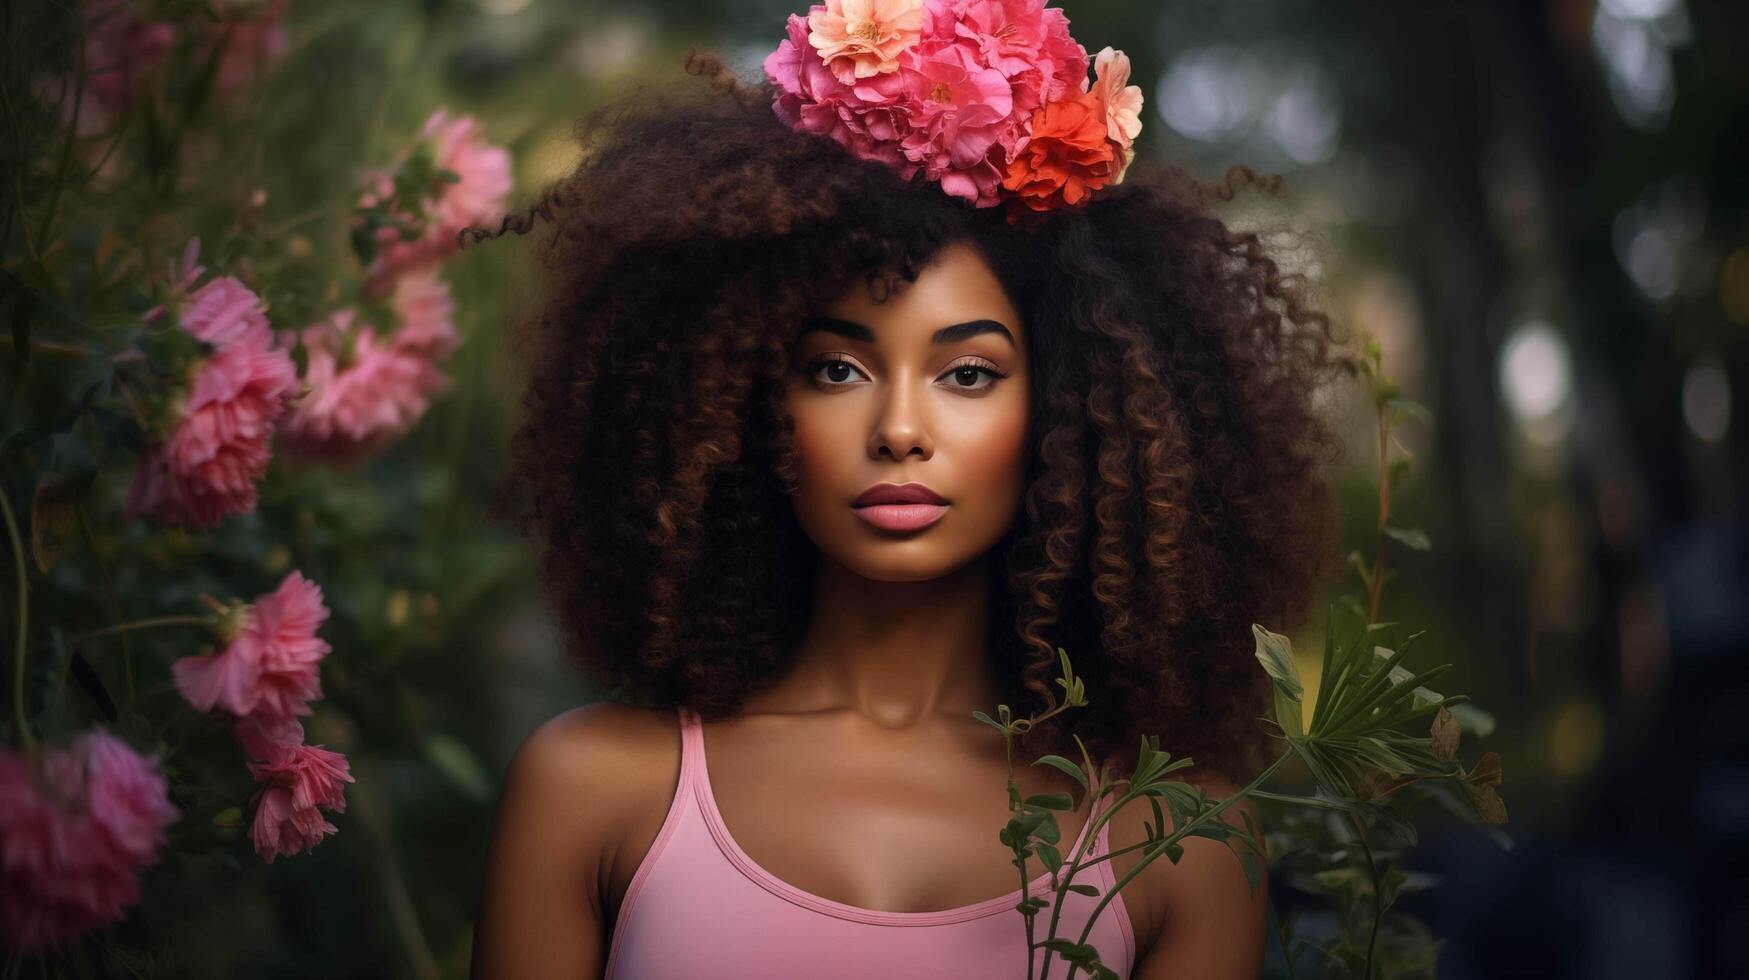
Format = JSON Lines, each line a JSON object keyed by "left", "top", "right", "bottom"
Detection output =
{"left": 602, "top": 706, "right": 1137, "bottom": 979}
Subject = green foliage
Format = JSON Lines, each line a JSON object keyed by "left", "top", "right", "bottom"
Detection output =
{"left": 979, "top": 334, "right": 1510, "bottom": 980}
{"left": 1, "top": 1, "right": 540, "bottom": 975}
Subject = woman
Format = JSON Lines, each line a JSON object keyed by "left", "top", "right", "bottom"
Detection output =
{"left": 470, "top": 3, "right": 1344, "bottom": 976}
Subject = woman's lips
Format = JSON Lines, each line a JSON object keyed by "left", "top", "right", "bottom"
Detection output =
{"left": 852, "top": 503, "right": 950, "bottom": 532}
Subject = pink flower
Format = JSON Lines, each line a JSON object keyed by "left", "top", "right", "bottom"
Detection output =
{"left": 362, "top": 110, "right": 513, "bottom": 287}
{"left": 173, "top": 570, "right": 331, "bottom": 720}
{"left": 228, "top": 712, "right": 306, "bottom": 761}
{"left": 767, "top": 12, "right": 925, "bottom": 176}
{"left": 77, "top": 0, "right": 179, "bottom": 120}
{"left": 0, "top": 731, "right": 179, "bottom": 951}
{"left": 942, "top": 0, "right": 1087, "bottom": 115}
{"left": 244, "top": 736, "right": 354, "bottom": 863}
{"left": 1090, "top": 45, "right": 1142, "bottom": 184}
{"left": 387, "top": 267, "right": 461, "bottom": 361}
{"left": 763, "top": 0, "right": 1131, "bottom": 213}
{"left": 125, "top": 271, "right": 298, "bottom": 529}
{"left": 277, "top": 309, "right": 453, "bottom": 461}
{"left": 1090, "top": 46, "right": 1142, "bottom": 148}
{"left": 807, "top": 0, "right": 926, "bottom": 83}
{"left": 898, "top": 42, "right": 1015, "bottom": 206}
{"left": 206, "top": 1, "right": 290, "bottom": 95}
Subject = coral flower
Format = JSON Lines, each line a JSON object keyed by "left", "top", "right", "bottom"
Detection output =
{"left": 244, "top": 739, "right": 354, "bottom": 863}
{"left": 808, "top": 0, "right": 926, "bottom": 84}
{"left": 0, "top": 730, "right": 179, "bottom": 951}
{"left": 277, "top": 309, "right": 453, "bottom": 461}
{"left": 172, "top": 570, "right": 332, "bottom": 720}
{"left": 1000, "top": 93, "right": 1119, "bottom": 213}
{"left": 124, "top": 273, "right": 298, "bottom": 529}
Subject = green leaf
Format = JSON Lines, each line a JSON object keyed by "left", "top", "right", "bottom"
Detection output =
{"left": 1449, "top": 702, "right": 1497, "bottom": 738}
{"left": 1387, "top": 395, "right": 1433, "bottom": 425}
{"left": 1383, "top": 525, "right": 1432, "bottom": 551}
{"left": 972, "top": 709, "right": 1007, "bottom": 735}
{"left": 1036, "top": 843, "right": 1062, "bottom": 872}
{"left": 1032, "top": 754, "right": 1089, "bottom": 793}
{"left": 1253, "top": 625, "right": 1304, "bottom": 737}
{"left": 1031, "top": 812, "right": 1061, "bottom": 845}
{"left": 1251, "top": 625, "right": 1303, "bottom": 700}
{"left": 1065, "top": 883, "right": 1101, "bottom": 896}
{"left": 1025, "top": 792, "right": 1074, "bottom": 811}
{"left": 1240, "top": 848, "right": 1265, "bottom": 891}
{"left": 1387, "top": 455, "right": 1415, "bottom": 491}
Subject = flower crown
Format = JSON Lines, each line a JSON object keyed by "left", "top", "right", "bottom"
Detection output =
{"left": 762, "top": 0, "right": 1143, "bottom": 217}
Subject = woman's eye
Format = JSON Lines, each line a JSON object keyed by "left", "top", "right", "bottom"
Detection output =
{"left": 806, "top": 358, "right": 1007, "bottom": 392}
{"left": 939, "top": 363, "right": 1007, "bottom": 392}
{"left": 809, "top": 358, "right": 868, "bottom": 386}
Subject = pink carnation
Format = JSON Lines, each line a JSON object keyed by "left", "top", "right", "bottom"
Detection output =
{"left": 386, "top": 267, "right": 461, "bottom": 361}
{"left": 125, "top": 273, "right": 298, "bottom": 529}
{"left": 0, "top": 731, "right": 179, "bottom": 951}
{"left": 897, "top": 41, "right": 1014, "bottom": 206}
{"left": 172, "top": 570, "right": 332, "bottom": 720}
{"left": 363, "top": 109, "right": 513, "bottom": 288}
{"left": 228, "top": 711, "right": 306, "bottom": 761}
{"left": 767, "top": 12, "right": 925, "bottom": 177}
{"left": 277, "top": 309, "right": 453, "bottom": 461}
{"left": 244, "top": 737, "right": 354, "bottom": 863}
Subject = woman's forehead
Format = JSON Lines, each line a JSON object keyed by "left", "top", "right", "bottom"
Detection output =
{"left": 815, "top": 242, "right": 1024, "bottom": 346}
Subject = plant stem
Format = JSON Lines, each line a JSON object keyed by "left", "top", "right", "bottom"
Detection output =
{"left": 1, "top": 488, "right": 33, "bottom": 750}
{"left": 1035, "top": 769, "right": 1116, "bottom": 979}
{"left": 350, "top": 757, "right": 441, "bottom": 980}
{"left": 66, "top": 614, "right": 212, "bottom": 645}
{"left": 1270, "top": 900, "right": 1300, "bottom": 980}
{"left": 74, "top": 503, "right": 133, "bottom": 706}
{"left": 1367, "top": 399, "right": 1390, "bottom": 622}
{"left": 35, "top": 7, "right": 86, "bottom": 251}
{"left": 1059, "top": 753, "right": 1292, "bottom": 980}
{"left": 1351, "top": 814, "right": 1384, "bottom": 980}
{"left": 0, "top": 80, "right": 41, "bottom": 264}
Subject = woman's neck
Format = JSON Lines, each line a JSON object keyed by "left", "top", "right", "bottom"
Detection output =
{"left": 749, "top": 554, "right": 1003, "bottom": 730}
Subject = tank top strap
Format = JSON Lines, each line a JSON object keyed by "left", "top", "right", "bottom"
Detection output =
{"left": 676, "top": 705, "right": 704, "bottom": 794}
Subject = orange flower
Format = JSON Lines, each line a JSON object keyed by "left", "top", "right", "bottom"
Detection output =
{"left": 1000, "top": 93, "right": 1120, "bottom": 214}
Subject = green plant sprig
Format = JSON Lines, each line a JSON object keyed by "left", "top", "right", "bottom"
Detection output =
{"left": 981, "top": 332, "right": 1508, "bottom": 980}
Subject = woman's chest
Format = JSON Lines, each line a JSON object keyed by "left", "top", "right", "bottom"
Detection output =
{"left": 602, "top": 716, "right": 1155, "bottom": 947}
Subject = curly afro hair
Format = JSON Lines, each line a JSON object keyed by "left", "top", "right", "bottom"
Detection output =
{"left": 473, "top": 54, "right": 1348, "bottom": 782}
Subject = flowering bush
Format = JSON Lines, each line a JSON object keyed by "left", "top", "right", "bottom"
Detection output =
{"left": 0, "top": 0, "right": 515, "bottom": 966}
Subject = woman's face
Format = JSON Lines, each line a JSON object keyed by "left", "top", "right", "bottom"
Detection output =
{"left": 783, "top": 239, "right": 1031, "bottom": 583}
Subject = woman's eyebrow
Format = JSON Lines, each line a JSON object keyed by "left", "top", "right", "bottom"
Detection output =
{"left": 798, "top": 315, "right": 1015, "bottom": 348}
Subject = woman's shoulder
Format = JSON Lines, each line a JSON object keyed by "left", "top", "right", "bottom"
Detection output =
{"left": 517, "top": 701, "right": 680, "bottom": 768}
{"left": 497, "top": 703, "right": 683, "bottom": 887}
{"left": 474, "top": 702, "right": 683, "bottom": 974}
{"left": 506, "top": 701, "right": 682, "bottom": 818}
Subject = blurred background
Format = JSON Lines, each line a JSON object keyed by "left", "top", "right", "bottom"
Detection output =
{"left": 3, "top": 0, "right": 1746, "bottom": 977}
